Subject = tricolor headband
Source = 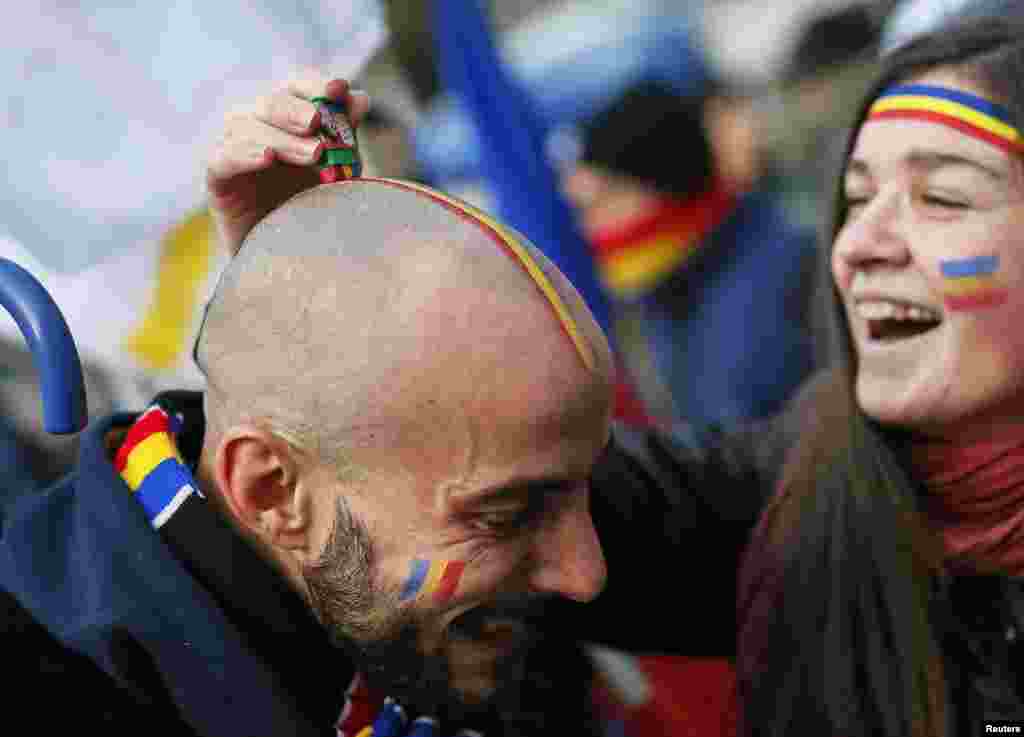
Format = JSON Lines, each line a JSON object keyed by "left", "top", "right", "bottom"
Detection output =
{"left": 867, "top": 83, "right": 1022, "bottom": 154}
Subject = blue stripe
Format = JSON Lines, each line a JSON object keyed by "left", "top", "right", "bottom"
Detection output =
{"left": 880, "top": 84, "right": 1013, "bottom": 124}
{"left": 400, "top": 559, "right": 430, "bottom": 601}
{"left": 135, "top": 457, "right": 193, "bottom": 522}
{"left": 372, "top": 699, "right": 408, "bottom": 737}
{"left": 940, "top": 255, "right": 1000, "bottom": 278}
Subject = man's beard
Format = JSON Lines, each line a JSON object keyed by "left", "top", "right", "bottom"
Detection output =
{"left": 299, "top": 499, "right": 547, "bottom": 723}
{"left": 301, "top": 498, "right": 476, "bottom": 715}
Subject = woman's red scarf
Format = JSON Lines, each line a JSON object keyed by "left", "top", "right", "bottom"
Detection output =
{"left": 909, "top": 432, "right": 1024, "bottom": 576}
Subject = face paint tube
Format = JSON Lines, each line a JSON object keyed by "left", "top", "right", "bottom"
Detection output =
{"left": 312, "top": 96, "right": 362, "bottom": 184}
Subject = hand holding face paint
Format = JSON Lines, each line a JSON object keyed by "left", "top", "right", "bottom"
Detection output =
{"left": 205, "top": 73, "right": 371, "bottom": 255}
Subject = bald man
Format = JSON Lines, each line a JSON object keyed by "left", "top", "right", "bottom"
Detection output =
{"left": 0, "top": 78, "right": 773, "bottom": 736}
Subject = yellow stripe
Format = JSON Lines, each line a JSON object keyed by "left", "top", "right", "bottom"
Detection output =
{"left": 126, "top": 208, "right": 216, "bottom": 370}
{"left": 941, "top": 274, "right": 1002, "bottom": 296}
{"left": 422, "top": 560, "right": 447, "bottom": 596}
{"left": 355, "top": 727, "right": 374, "bottom": 737}
{"left": 121, "top": 432, "right": 182, "bottom": 491}
{"left": 600, "top": 235, "right": 696, "bottom": 296}
{"left": 870, "top": 95, "right": 1020, "bottom": 144}
{"left": 379, "top": 179, "right": 596, "bottom": 371}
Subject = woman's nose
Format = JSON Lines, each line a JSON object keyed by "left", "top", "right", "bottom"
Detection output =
{"left": 832, "top": 191, "right": 912, "bottom": 284}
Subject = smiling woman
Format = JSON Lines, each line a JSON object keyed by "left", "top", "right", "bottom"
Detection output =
{"left": 729, "top": 16, "right": 1024, "bottom": 737}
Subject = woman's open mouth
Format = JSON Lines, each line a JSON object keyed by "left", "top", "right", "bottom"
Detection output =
{"left": 856, "top": 299, "right": 943, "bottom": 342}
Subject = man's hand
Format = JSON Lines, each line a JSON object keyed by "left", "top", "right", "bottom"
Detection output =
{"left": 206, "top": 73, "right": 371, "bottom": 255}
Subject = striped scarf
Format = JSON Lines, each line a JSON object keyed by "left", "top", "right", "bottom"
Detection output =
{"left": 115, "top": 404, "right": 200, "bottom": 528}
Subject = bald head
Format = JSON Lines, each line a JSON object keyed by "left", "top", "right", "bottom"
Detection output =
{"left": 196, "top": 179, "right": 613, "bottom": 465}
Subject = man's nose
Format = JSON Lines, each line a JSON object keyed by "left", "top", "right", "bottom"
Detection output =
{"left": 529, "top": 483, "right": 607, "bottom": 603}
{"left": 833, "top": 191, "right": 911, "bottom": 275}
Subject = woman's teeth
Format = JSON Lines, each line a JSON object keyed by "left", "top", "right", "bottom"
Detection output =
{"left": 856, "top": 300, "right": 941, "bottom": 322}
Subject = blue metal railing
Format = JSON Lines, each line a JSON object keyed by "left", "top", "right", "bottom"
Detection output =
{"left": 0, "top": 259, "right": 86, "bottom": 434}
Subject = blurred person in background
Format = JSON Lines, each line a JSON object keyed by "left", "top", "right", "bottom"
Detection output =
{"left": 559, "top": 77, "right": 817, "bottom": 426}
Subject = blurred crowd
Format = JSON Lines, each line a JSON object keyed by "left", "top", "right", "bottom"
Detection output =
{"left": 3, "top": 0, "right": 1023, "bottom": 734}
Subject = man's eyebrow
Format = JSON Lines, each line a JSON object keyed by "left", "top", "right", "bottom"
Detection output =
{"left": 453, "top": 477, "right": 576, "bottom": 508}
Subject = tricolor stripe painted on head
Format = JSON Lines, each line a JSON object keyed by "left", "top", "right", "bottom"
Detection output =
{"left": 353, "top": 177, "right": 595, "bottom": 372}
{"left": 399, "top": 558, "right": 466, "bottom": 603}
{"left": 868, "top": 84, "right": 1022, "bottom": 154}
{"left": 940, "top": 255, "right": 1008, "bottom": 310}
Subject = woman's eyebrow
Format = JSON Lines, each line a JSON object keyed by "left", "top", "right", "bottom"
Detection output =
{"left": 904, "top": 149, "right": 1007, "bottom": 181}
{"left": 845, "top": 150, "right": 1008, "bottom": 184}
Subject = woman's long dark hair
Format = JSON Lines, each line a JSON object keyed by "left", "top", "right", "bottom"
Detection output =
{"left": 736, "top": 18, "right": 1024, "bottom": 737}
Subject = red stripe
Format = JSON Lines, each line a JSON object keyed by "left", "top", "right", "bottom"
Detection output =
{"left": 114, "top": 407, "right": 169, "bottom": 472}
{"left": 869, "top": 109, "right": 1020, "bottom": 154}
{"left": 319, "top": 166, "right": 342, "bottom": 184}
{"left": 943, "top": 291, "right": 1009, "bottom": 310}
{"left": 943, "top": 289, "right": 1009, "bottom": 310}
{"left": 590, "top": 185, "right": 736, "bottom": 261}
{"left": 432, "top": 560, "right": 465, "bottom": 603}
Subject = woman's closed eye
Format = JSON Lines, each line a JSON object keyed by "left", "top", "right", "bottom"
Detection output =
{"left": 844, "top": 192, "right": 872, "bottom": 215}
{"left": 921, "top": 191, "right": 969, "bottom": 209}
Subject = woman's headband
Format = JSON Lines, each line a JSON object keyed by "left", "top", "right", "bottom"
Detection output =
{"left": 867, "top": 83, "right": 1021, "bottom": 154}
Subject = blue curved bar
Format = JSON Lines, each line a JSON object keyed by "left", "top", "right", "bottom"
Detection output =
{"left": 0, "top": 259, "right": 87, "bottom": 434}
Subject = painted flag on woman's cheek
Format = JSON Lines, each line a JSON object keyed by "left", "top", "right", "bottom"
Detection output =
{"left": 940, "top": 255, "right": 1009, "bottom": 311}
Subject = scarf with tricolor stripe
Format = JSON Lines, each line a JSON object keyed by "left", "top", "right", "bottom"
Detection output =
{"left": 115, "top": 404, "right": 201, "bottom": 528}
{"left": 588, "top": 182, "right": 737, "bottom": 300}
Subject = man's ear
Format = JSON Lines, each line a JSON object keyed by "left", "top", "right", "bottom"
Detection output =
{"left": 213, "top": 426, "right": 312, "bottom": 553}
